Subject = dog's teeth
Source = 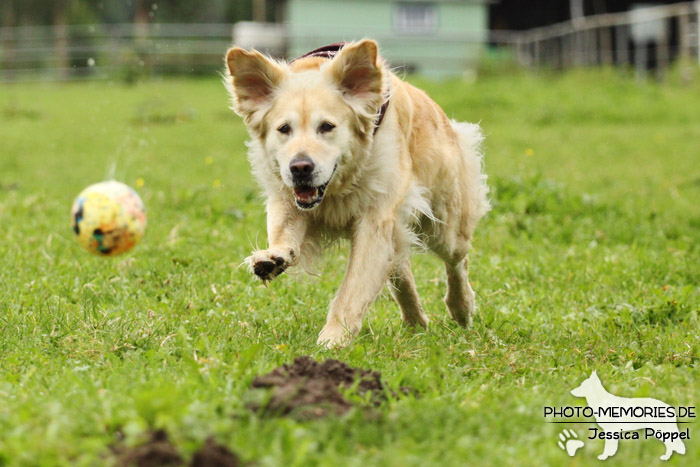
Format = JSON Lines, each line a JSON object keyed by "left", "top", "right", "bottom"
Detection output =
{"left": 294, "top": 187, "right": 318, "bottom": 202}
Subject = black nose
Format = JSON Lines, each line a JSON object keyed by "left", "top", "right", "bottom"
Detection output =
{"left": 289, "top": 156, "right": 314, "bottom": 181}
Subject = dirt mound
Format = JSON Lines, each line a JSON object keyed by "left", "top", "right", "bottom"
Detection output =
{"left": 115, "top": 430, "right": 182, "bottom": 467}
{"left": 114, "top": 431, "right": 240, "bottom": 467}
{"left": 249, "top": 356, "right": 399, "bottom": 418}
{"left": 191, "top": 437, "right": 241, "bottom": 467}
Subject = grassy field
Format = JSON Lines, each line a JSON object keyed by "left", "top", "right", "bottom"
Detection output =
{"left": 1, "top": 68, "right": 699, "bottom": 466}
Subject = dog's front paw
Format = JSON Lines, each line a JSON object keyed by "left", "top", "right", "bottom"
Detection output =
{"left": 246, "top": 249, "right": 290, "bottom": 282}
{"left": 317, "top": 323, "right": 353, "bottom": 349}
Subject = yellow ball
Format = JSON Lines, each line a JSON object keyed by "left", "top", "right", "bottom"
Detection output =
{"left": 71, "top": 181, "right": 147, "bottom": 256}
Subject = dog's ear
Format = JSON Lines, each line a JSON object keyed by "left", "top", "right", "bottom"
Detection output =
{"left": 327, "top": 40, "right": 385, "bottom": 111}
{"left": 225, "top": 47, "right": 285, "bottom": 128}
{"left": 591, "top": 370, "right": 599, "bottom": 380}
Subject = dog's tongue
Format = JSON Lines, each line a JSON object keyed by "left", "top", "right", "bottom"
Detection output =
{"left": 294, "top": 186, "right": 317, "bottom": 201}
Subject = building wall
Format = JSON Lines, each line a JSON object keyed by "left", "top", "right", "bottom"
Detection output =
{"left": 287, "top": 0, "right": 488, "bottom": 77}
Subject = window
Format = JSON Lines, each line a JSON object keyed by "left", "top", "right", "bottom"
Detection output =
{"left": 394, "top": 3, "right": 438, "bottom": 35}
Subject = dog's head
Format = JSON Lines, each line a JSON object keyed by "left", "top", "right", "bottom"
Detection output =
{"left": 570, "top": 370, "right": 601, "bottom": 398}
{"left": 225, "top": 40, "right": 387, "bottom": 210}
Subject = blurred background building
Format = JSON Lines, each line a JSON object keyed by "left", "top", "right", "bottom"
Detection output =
{"left": 0, "top": 0, "right": 698, "bottom": 81}
{"left": 283, "top": 0, "right": 488, "bottom": 78}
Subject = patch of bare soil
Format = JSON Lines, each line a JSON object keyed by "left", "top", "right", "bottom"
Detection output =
{"left": 113, "top": 357, "right": 407, "bottom": 464}
{"left": 114, "top": 431, "right": 240, "bottom": 467}
{"left": 248, "top": 356, "right": 405, "bottom": 418}
{"left": 114, "top": 430, "right": 182, "bottom": 467}
{"left": 190, "top": 437, "right": 241, "bottom": 467}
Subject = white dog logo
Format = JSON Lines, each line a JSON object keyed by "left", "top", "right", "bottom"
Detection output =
{"left": 571, "top": 371, "right": 686, "bottom": 461}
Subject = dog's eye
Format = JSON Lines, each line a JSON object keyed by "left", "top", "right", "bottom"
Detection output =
{"left": 277, "top": 123, "right": 291, "bottom": 135}
{"left": 318, "top": 121, "right": 335, "bottom": 134}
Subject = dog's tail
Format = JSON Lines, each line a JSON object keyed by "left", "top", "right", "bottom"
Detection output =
{"left": 450, "top": 120, "right": 491, "bottom": 236}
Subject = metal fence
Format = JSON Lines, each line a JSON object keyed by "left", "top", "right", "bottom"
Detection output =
{"left": 0, "top": 22, "right": 494, "bottom": 82}
{"left": 0, "top": 21, "right": 494, "bottom": 82}
{"left": 1, "top": 2, "right": 699, "bottom": 83}
{"left": 0, "top": 23, "right": 235, "bottom": 82}
{"left": 500, "top": 1, "right": 700, "bottom": 78}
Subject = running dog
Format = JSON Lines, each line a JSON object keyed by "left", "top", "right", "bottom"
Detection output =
{"left": 224, "top": 40, "right": 490, "bottom": 347}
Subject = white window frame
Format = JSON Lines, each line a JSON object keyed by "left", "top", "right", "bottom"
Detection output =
{"left": 394, "top": 2, "right": 439, "bottom": 35}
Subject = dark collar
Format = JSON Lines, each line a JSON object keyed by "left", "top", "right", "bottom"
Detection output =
{"left": 290, "top": 42, "right": 389, "bottom": 136}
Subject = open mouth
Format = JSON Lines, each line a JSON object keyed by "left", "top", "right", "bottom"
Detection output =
{"left": 293, "top": 181, "right": 329, "bottom": 210}
{"left": 291, "top": 165, "right": 337, "bottom": 210}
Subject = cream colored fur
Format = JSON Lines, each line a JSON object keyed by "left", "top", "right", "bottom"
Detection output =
{"left": 225, "top": 40, "right": 490, "bottom": 347}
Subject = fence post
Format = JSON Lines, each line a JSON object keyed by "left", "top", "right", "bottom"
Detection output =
{"left": 588, "top": 29, "right": 597, "bottom": 66}
{"left": 635, "top": 41, "right": 648, "bottom": 81}
{"left": 514, "top": 36, "right": 524, "bottom": 66}
{"left": 578, "top": 30, "right": 586, "bottom": 66}
{"left": 575, "top": 30, "right": 584, "bottom": 66}
{"left": 556, "top": 36, "right": 563, "bottom": 69}
{"left": 696, "top": 1, "right": 700, "bottom": 63}
{"left": 1, "top": 2, "right": 14, "bottom": 79}
{"left": 656, "top": 19, "right": 669, "bottom": 79}
{"left": 600, "top": 27, "right": 613, "bottom": 65}
{"left": 514, "top": 36, "right": 522, "bottom": 65}
{"left": 562, "top": 33, "right": 571, "bottom": 68}
{"left": 594, "top": 28, "right": 602, "bottom": 65}
{"left": 53, "top": 2, "right": 70, "bottom": 80}
{"left": 534, "top": 37, "right": 541, "bottom": 66}
{"left": 679, "top": 13, "right": 690, "bottom": 60}
{"left": 616, "top": 25, "right": 629, "bottom": 66}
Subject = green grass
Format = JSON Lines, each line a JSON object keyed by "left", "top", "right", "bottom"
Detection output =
{"left": 1, "top": 68, "right": 699, "bottom": 466}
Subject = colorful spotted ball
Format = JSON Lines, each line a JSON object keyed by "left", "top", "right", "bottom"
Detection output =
{"left": 71, "top": 181, "right": 147, "bottom": 256}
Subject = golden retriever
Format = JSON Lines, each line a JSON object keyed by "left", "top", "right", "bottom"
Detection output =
{"left": 224, "top": 39, "right": 489, "bottom": 347}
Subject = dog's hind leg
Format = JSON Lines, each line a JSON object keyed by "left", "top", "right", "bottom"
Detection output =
{"left": 430, "top": 120, "right": 489, "bottom": 327}
{"left": 428, "top": 228, "right": 476, "bottom": 327}
{"left": 389, "top": 259, "right": 429, "bottom": 328}
{"left": 444, "top": 253, "right": 475, "bottom": 327}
